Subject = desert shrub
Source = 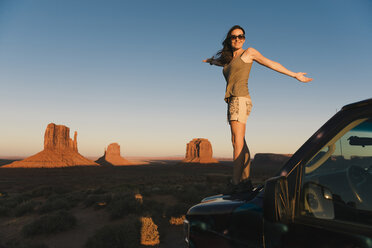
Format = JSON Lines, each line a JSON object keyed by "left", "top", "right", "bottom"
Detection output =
{"left": 0, "top": 194, "right": 32, "bottom": 217}
{"left": 109, "top": 184, "right": 133, "bottom": 193}
{"left": 84, "top": 193, "right": 112, "bottom": 208}
{"left": 13, "top": 200, "right": 39, "bottom": 217}
{"left": 19, "top": 193, "right": 33, "bottom": 202}
{"left": 0, "top": 191, "right": 8, "bottom": 198}
{"left": 139, "top": 199, "right": 173, "bottom": 242}
{"left": 31, "top": 186, "right": 71, "bottom": 197}
{"left": 22, "top": 210, "right": 76, "bottom": 237}
{"left": 0, "top": 205, "right": 9, "bottom": 216}
{"left": 169, "top": 215, "right": 186, "bottom": 225}
{"left": 85, "top": 187, "right": 107, "bottom": 195}
{"left": 139, "top": 188, "right": 152, "bottom": 197}
{"left": 64, "top": 191, "right": 87, "bottom": 207}
{"left": 2, "top": 194, "right": 31, "bottom": 207}
{"left": 110, "top": 185, "right": 143, "bottom": 198}
{"left": 141, "top": 183, "right": 176, "bottom": 196}
{"left": 154, "top": 184, "right": 177, "bottom": 195}
{"left": 107, "top": 193, "right": 143, "bottom": 219}
{"left": 1, "top": 239, "right": 48, "bottom": 248}
{"left": 37, "top": 197, "right": 72, "bottom": 214}
{"left": 140, "top": 217, "right": 160, "bottom": 246}
{"left": 85, "top": 215, "right": 141, "bottom": 248}
{"left": 139, "top": 183, "right": 164, "bottom": 197}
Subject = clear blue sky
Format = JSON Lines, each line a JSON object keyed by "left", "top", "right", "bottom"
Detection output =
{"left": 0, "top": 0, "right": 371, "bottom": 158}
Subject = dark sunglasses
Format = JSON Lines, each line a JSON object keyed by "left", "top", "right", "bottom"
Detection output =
{"left": 230, "top": 34, "right": 245, "bottom": 40}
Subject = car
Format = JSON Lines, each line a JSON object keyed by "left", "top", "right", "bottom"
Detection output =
{"left": 184, "top": 98, "right": 372, "bottom": 248}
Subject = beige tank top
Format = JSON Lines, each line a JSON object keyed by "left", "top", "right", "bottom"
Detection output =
{"left": 223, "top": 55, "right": 252, "bottom": 102}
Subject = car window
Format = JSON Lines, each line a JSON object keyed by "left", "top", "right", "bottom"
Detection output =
{"left": 300, "top": 117, "right": 372, "bottom": 226}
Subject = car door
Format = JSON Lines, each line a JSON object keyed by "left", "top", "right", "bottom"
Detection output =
{"left": 283, "top": 116, "right": 372, "bottom": 247}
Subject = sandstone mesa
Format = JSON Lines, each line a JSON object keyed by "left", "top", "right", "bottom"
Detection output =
{"left": 95, "top": 143, "right": 132, "bottom": 166}
{"left": 182, "top": 138, "right": 218, "bottom": 164}
{"left": 3, "top": 123, "right": 98, "bottom": 168}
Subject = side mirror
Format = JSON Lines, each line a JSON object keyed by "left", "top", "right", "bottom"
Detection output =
{"left": 263, "top": 176, "right": 291, "bottom": 223}
{"left": 302, "top": 182, "right": 334, "bottom": 220}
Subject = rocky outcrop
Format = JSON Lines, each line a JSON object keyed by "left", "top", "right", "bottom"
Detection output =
{"left": 95, "top": 143, "right": 132, "bottom": 166}
{"left": 250, "top": 153, "right": 292, "bottom": 180}
{"left": 3, "top": 123, "right": 98, "bottom": 168}
{"left": 182, "top": 138, "right": 218, "bottom": 164}
{"left": 44, "top": 123, "right": 78, "bottom": 151}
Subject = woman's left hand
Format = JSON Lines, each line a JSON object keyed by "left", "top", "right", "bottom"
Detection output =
{"left": 294, "top": 72, "right": 313, "bottom": 83}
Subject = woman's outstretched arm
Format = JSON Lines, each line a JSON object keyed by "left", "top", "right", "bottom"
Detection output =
{"left": 245, "top": 47, "right": 313, "bottom": 83}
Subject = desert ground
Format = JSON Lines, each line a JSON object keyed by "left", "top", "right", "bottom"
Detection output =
{"left": 0, "top": 159, "right": 269, "bottom": 248}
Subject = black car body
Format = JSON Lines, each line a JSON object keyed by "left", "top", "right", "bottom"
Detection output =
{"left": 185, "top": 98, "right": 372, "bottom": 248}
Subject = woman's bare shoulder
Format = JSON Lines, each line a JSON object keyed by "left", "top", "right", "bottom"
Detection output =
{"left": 241, "top": 47, "right": 257, "bottom": 63}
{"left": 244, "top": 47, "right": 259, "bottom": 55}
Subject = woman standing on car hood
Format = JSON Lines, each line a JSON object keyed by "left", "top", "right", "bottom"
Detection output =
{"left": 203, "top": 25, "right": 312, "bottom": 186}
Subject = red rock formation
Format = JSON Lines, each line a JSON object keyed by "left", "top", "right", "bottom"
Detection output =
{"left": 95, "top": 143, "right": 132, "bottom": 166}
{"left": 182, "top": 138, "right": 218, "bottom": 164}
{"left": 44, "top": 123, "right": 78, "bottom": 151}
{"left": 3, "top": 123, "right": 98, "bottom": 168}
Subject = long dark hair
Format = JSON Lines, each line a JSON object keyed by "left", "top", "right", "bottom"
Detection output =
{"left": 215, "top": 25, "right": 245, "bottom": 66}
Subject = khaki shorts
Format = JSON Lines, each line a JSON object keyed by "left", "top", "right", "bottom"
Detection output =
{"left": 227, "top": 96, "right": 252, "bottom": 124}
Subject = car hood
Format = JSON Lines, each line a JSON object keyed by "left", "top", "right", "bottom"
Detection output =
{"left": 187, "top": 188, "right": 264, "bottom": 216}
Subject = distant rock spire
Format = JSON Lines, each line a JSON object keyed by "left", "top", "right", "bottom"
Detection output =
{"left": 73, "top": 131, "right": 77, "bottom": 152}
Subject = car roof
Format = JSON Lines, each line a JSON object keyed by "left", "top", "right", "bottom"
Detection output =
{"left": 342, "top": 98, "right": 372, "bottom": 111}
{"left": 278, "top": 97, "right": 372, "bottom": 178}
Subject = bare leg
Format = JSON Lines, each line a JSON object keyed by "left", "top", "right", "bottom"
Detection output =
{"left": 230, "top": 121, "right": 251, "bottom": 184}
{"left": 240, "top": 139, "right": 251, "bottom": 180}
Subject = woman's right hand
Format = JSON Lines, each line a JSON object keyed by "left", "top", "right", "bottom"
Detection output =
{"left": 294, "top": 72, "right": 313, "bottom": 83}
{"left": 203, "top": 56, "right": 223, "bottom": 66}
{"left": 202, "top": 57, "right": 214, "bottom": 64}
